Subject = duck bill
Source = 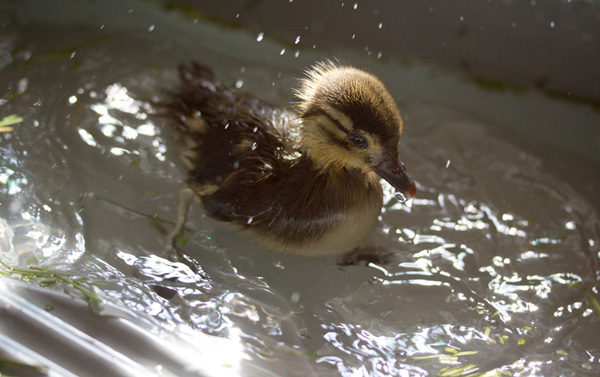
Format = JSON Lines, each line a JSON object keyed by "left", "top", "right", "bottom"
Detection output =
{"left": 373, "top": 159, "right": 416, "bottom": 200}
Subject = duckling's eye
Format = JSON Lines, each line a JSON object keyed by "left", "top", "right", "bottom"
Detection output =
{"left": 348, "top": 133, "right": 368, "bottom": 149}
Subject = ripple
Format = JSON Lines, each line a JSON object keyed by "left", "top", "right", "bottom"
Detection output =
{"left": 0, "top": 20, "right": 599, "bottom": 377}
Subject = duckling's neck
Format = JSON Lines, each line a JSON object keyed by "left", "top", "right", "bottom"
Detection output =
{"left": 304, "top": 151, "right": 344, "bottom": 172}
{"left": 297, "top": 151, "right": 379, "bottom": 197}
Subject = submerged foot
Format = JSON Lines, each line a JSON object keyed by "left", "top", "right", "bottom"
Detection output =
{"left": 164, "top": 187, "right": 195, "bottom": 258}
{"left": 336, "top": 246, "right": 393, "bottom": 266}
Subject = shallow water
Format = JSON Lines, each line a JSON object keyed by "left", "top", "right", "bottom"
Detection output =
{"left": 1, "top": 1, "right": 600, "bottom": 376}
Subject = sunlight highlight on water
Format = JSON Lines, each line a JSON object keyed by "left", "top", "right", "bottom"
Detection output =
{"left": 0, "top": 4, "right": 599, "bottom": 376}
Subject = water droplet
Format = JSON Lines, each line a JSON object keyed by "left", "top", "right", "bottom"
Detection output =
{"left": 256, "top": 32, "right": 264, "bottom": 42}
{"left": 294, "top": 36, "right": 301, "bottom": 44}
{"left": 377, "top": 52, "right": 382, "bottom": 59}
{"left": 252, "top": 126, "right": 258, "bottom": 133}
{"left": 290, "top": 292, "right": 300, "bottom": 304}
{"left": 550, "top": 21, "right": 555, "bottom": 28}
{"left": 247, "top": 217, "right": 254, "bottom": 224}
{"left": 378, "top": 23, "right": 383, "bottom": 29}
{"left": 68, "top": 96, "right": 77, "bottom": 104}
{"left": 251, "top": 142, "right": 257, "bottom": 150}
{"left": 353, "top": 3, "right": 358, "bottom": 10}
{"left": 294, "top": 50, "right": 300, "bottom": 58}
{"left": 394, "top": 191, "right": 408, "bottom": 203}
{"left": 352, "top": 34, "right": 356, "bottom": 39}
{"left": 446, "top": 159, "right": 451, "bottom": 168}
{"left": 148, "top": 24, "right": 155, "bottom": 32}
{"left": 16, "top": 78, "right": 28, "bottom": 93}
{"left": 235, "top": 79, "right": 244, "bottom": 89}
{"left": 224, "top": 122, "right": 229, "bottom": 129}
{"left": 280, "top": 48, "right": 286, "bottom": 55}
{"left": 232, "top": 161, "right": 240, "bottom": 169}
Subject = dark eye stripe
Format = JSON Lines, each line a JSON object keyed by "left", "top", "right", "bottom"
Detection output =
{"left": 323, "top": 128, "right": 348, "bottom": 149}
{"left": 304, "top": 107, "right": 350, "bottom": 135}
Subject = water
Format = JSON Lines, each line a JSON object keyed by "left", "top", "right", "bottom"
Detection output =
{"left": 1, "top": 1, "right": 599, "bottom": 376}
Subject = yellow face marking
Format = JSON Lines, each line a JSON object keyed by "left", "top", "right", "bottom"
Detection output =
{"left": 300, "top": 114, "right": 387, "bottom": 172}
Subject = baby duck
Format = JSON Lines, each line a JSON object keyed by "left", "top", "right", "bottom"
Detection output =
{"left": 167, "top": 61, "right": 416, "bottom": 256}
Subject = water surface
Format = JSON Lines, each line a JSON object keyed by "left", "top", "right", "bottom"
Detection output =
{"left": 1, "top": 1, "right": 599, "bottom": 376}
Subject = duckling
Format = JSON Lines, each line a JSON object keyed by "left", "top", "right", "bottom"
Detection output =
{"left": 166, "top": 61, "right": 416, "bottom": 256}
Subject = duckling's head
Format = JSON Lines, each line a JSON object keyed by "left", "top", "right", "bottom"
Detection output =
{"left": 296, "top": 61, "right": 416, "bottom": 200}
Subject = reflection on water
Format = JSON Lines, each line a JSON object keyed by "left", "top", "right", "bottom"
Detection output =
{"left": 1, "top": 3, "right": 599, "bottom": 377}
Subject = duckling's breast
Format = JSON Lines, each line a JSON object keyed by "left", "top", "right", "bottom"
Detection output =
{"left": 202, "top": 158, "right": 384, "bottom": 255}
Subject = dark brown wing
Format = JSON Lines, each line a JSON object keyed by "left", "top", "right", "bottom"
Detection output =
{"left": 166, "top": 62, "right": 295, "bottom": 189}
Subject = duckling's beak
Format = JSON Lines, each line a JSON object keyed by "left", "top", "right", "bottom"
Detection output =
{"left": 373, "top": 159, "right": 416, "bottom": 201}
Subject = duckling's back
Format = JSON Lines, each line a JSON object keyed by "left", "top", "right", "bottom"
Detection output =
{"left": 167, "top": 63, "right": 297, "bottom": 194}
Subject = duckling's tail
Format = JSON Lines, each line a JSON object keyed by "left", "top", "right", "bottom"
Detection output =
{"left": 178, "top": 62, "right": 218, "bottom": 90}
